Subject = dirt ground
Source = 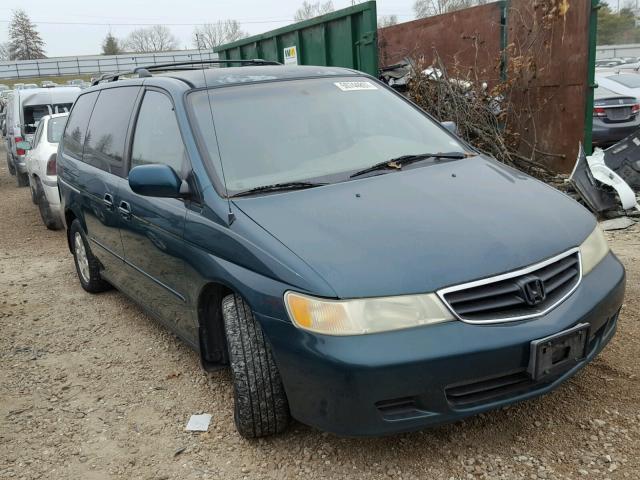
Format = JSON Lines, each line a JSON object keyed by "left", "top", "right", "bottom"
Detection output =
{"left": 1, "top": 144, "right": 639, "bottom": 480}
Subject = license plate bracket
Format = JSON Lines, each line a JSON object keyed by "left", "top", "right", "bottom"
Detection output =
{"left": 607, "top": 107, "right": 631, "bottom": 121}
{"left": 527, "top": 323, "right": 589, "bottom": 380}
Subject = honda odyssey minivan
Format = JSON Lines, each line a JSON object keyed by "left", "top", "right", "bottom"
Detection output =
{"left": 57, "top": 63, "right": 626, "bottom": 438}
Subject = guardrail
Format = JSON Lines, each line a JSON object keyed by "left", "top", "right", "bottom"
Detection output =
{"left": 0, "top": 50, "right": 218, "bottom": 79}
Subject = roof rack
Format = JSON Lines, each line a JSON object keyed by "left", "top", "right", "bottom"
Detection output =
{"left": 91, "top": 59, "right": 281, "bottom": 86}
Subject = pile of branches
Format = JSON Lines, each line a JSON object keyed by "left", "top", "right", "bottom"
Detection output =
{"left": 404, "top": 0, "right": 574, "bottom": 188}
{"left": 407, "top": 54, "right": 565, "bottom": 186}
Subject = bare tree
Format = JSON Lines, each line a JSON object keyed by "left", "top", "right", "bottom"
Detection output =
{"left": 414, "top": 0, "right": 490, "bottom": 18}
{"left": 623, "top": 0, "right": 640, "bottom": 14}
{"left": 123, "top": 25, "right": 178, "bottom": 53}
{"left": 8, "top": 10, "right": 46, "bottom": 60}
{"left": 294, "top": 1, "right": 335, "bottom": 21}
{"left": 193, "top": 20, "right": 248, "bottom": 49}
{"left": 378, "top": 15, "right": 399, "bottom": 28}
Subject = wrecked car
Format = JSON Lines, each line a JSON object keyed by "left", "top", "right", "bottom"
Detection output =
{"left": 58, "top": 63, "right": 625, "bottom": 438}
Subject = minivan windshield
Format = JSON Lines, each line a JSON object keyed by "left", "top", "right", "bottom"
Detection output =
{"left": 189, "top": 77, "right": 468, "bottom": 194}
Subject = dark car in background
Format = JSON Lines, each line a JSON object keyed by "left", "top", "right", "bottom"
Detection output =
{"left": 593, "top": 86, "right": 640, "bottom": 148}
{"left": 57, "top": 63, "right": 625, "bottom": 438}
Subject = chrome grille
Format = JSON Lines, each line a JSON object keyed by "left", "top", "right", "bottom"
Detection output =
{"left": 438, "top": 249, "right": 582, "bottom": 324}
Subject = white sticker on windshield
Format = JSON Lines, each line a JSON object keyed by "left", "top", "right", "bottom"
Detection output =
{"left": 334, "top": 81, "right": 378, "bottom": 91}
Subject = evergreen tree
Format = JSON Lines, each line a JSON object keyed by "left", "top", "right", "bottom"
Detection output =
{"left": 0, "top": 42, "right": 9, "bottom": 61}
{"left": 102, "top": 32, "right": 122, "bottom": 55}
{"left": 8, "top": 10, "right": 46, "bottom": 60}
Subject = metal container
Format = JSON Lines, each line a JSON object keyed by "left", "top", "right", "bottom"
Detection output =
{"left": 214, "top": 1, "right": 378, "bottom": 76}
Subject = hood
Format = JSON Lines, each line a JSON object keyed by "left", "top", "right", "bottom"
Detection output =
{"left": 233, "top": 157, "right": 595, "bottom": 298}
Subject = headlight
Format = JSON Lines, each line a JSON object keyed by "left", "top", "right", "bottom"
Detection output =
{"left": 284, "top": 291, "right": 454, "bottom": 335}
{"left": 579, "top": 224, "right": 610, "bottom": 275}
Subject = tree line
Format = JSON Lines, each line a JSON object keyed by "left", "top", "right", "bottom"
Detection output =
{"left": 598, "top": 1, "right": 640, "bottom": 45}
{"left": 1, "top": 1, "right": 514, "bottom": 61}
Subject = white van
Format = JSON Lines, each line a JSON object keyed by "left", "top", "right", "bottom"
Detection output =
{"left": 5, "top": 86, "right": 80, "bottom": 186}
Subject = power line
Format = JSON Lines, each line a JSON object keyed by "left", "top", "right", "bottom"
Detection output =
{"left": 0, "top": 19, "right": 295, "bottom": 26}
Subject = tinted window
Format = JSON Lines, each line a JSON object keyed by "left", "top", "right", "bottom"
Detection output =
{"left": 47, "top": 116, "right": 67, "bottom": 143}
{"left": 23, "top": 105, "right": 50, "bottom": 134}
{"left": 62, "top": 91, "right": 98, "bottom": 160}
{"left": 131, "top": 91, "right": 185, "bottom": 174}
{"left": 52, "top": 103, "right": 73, "bottom": 114}
{"left": 84, "top": 87, "right": 139, "bottom": 176}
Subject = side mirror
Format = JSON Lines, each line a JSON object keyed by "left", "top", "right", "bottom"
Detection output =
{"left": 441, "top": 121, "right": 458, "bottom": 135}
{"left": 129, "top": 164, "right": 184, "bottom": 198}
{"left": 16, "top": 140, "right": 31, "bottom": 151}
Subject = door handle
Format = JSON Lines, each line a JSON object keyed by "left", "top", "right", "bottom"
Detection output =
{"left": 118, "top": 200, "right": 132, "bottom": 220}
{"left": 103, "top": 193, "right": 114, "bottom": 210}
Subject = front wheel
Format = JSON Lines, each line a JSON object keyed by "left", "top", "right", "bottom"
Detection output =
{"left": 29, "top": 177, "right": 38, "bottom": 204}
{"left": 221, "top": 294, "right": 290, "bottom": 438}
{"left": 70, "top": 220, "right": 111, "bottom": 293}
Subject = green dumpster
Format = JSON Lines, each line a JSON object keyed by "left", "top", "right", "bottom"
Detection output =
{"left": 214, "top": 1, "right": 378, "bottom": 76}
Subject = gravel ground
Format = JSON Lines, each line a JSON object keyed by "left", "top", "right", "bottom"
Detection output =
{"left": 1, "top": 144, "right": 639, "bottom": 480}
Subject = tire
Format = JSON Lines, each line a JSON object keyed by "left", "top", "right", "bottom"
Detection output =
{"left": 16, "top": 170, "right": 29, "bottom": 187}
{"left": 35, "top": 180, "right": 63, "bottom": 230}
{"left": 29, "top": 177, "right": 38, "bottom": 204}
{"left": 69, "top": 219, "right": 111, "bottom": 293}
{"left": 6, "top": 152, "right": 16, "bottom": 176}
{"left": 221, "top": 294, "right": 290, "bottom": 438}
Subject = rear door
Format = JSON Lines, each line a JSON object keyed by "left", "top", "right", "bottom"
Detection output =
{"left": 117, "top": 89, "right": 192, "bottom": 337}
{"left": 25, "top": 118, "right": 45, "bottom": 176}
{"left": 66, "top": 86, "right": 141, "bottom": 279}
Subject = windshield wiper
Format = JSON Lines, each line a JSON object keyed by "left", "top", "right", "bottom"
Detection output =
{"left": 349, "top": 152, "right": 470, "bottom": 179}
{"left": 230, "top": 181, "right": 327, "bottom": 198}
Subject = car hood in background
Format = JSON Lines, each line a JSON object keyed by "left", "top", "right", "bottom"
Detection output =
{"left": 233, "top": 157, "right": 595, "bottom": 298}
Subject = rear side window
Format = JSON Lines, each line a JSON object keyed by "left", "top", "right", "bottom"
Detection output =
{"left": 32, "top": 120, "right": 44, "bottom": 147}
{"left": 131, "top": 90, "right": 185, "bottom": 174}
{"left": 62, "top": 91, "right": 98, "bottom": 160}
{"left": 47, "top": 117, "right": 67, "bottom": 144}
{"left": 23, "top": 105, "right": 50, "bottom": 134}
{"left": 83, "top": 87, "right": 140, "bottom": 176}
{"left": 52, "top": 103, "right": 73, "bottom": 114}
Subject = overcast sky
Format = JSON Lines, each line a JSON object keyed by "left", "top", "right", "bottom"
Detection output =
{"left": 0, "top": 0, "right": 417, "bottom": 58}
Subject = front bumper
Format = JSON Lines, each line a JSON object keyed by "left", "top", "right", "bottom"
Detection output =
{"left": 262, "top": 252, "right": 625, "bottom": 436}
